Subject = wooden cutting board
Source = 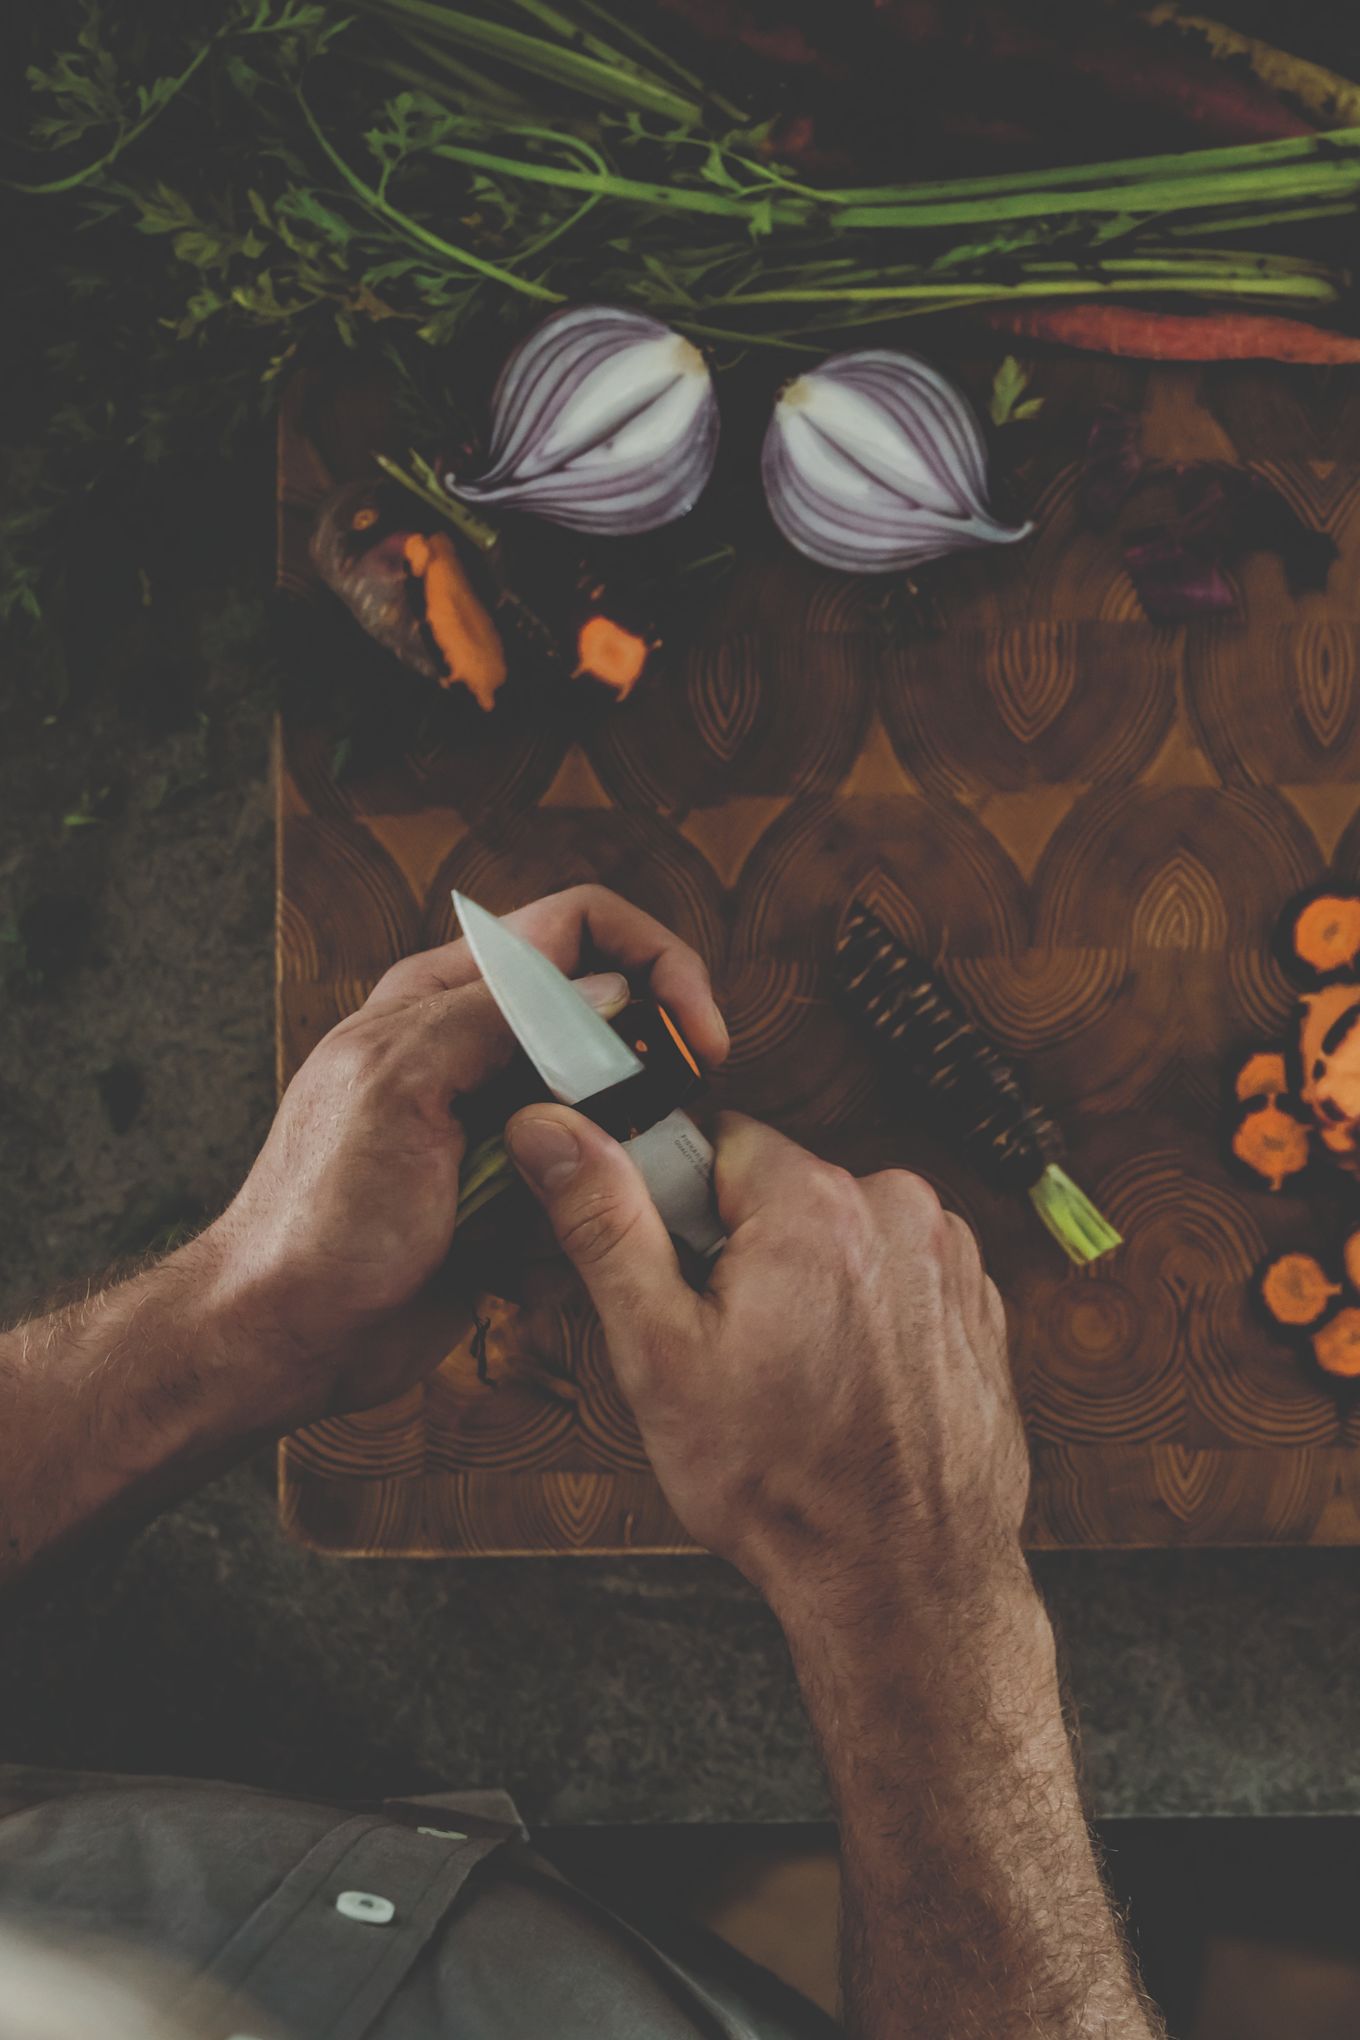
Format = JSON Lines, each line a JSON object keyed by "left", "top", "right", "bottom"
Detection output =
{"left": 276, "top": 355, "right": 1360, "bottom": 1555}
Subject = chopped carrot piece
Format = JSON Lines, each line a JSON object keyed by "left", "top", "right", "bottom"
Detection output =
{"left": 1345, "top": 1234, "right": 1360, "bottom": 1294}
{"left": 1235, "top": 1052, "right": 1288, "bottom": 1102}
{"left": 1313, "top": 1307, "right": 1360, "bottom": 1378}
{"left": 1292, "top": 894, "right": 1360, "bottom": 976}
{"left": 1232, "top": 1100, "right": 1310, "bottom": 1190}
{"left": 1260, "top": 1253, "right": 1339, "bottom": 1329}
{"left": 574, "top": 614, "right": 654, "bottom": 700}
{"left": 403, "top": 531, "right": 507, "bottom": 712}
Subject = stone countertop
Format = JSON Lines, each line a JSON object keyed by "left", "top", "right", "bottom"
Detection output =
{"left": 3, "top": 575, "right": 1360, "bottom": 1826}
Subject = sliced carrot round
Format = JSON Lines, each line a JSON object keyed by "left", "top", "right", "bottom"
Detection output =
{"left": 1313, "top": 1307, "right": 1360, "bottom": 1378}
{"left": 1235, "top": 1051, "right": 1288, "bottom": 1102}
{"left": 1292, "top": 894, "right": 1360, "bottom": 976}
{"left": 1231, "top": 1101, "right": 1310, "bottom": 1191}
{"left": 1260, "top": 1253, "right": 1339, "bottom": 1328}
{"left": 1344, "top": 1234, "right": 1360, "bottom": 1293}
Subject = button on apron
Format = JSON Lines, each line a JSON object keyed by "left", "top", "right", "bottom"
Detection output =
{"left": 334, "top": 1890, "right": 396, "bottom": 1925}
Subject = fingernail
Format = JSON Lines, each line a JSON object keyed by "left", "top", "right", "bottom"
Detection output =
{"left": 710, "top": 999, "right": 730, "bottom": 1054}
{"left": 507, "top": 1116, "right": 581, "bottom": 1190}
{"left": 577, "top": 972, "right": 630, "bottom": 1014}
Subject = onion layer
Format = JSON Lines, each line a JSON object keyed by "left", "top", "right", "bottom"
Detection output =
{"left": 447, "top": 304, "right": 719, "bottom": 536}
{"left": 762, "top": 348, "right": 1032, "bottom": 573}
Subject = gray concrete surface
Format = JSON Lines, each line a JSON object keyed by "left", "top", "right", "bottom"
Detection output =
{"left": 4, "top": 562, "right": 1360, "bottom": 1825}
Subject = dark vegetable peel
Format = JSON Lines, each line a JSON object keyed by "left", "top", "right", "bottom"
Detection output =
{"left": 310, "top": 479, "right": 509, "bottom": 704}
{"left": 1078, "top": 420, "right": 1339, "bottom": 625}
{"left": 835, "top": 901, "right": 1121, "bottom": 1265}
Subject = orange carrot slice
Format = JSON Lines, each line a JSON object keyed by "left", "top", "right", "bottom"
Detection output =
{"left": 1232, "top": 1100, "right": 1310, "bottom": 1190}
{"left": 1314, "top": 1307, "right": 1360, "bottom": 1378}
{"left": 1235, "top": 1051, "right": 1288, "bottom": 1102}
{"left": 574, "top": 614, "right": 654, "bottom": 700}
{"left": 403, "top": 532, "right": 507, "bottom": 712}
{"left": 1260, "top": 1253, "right": 1339, "bottom": 1329}
{"left": 1291, "top": 894, "right": 1360, "bottom": 977}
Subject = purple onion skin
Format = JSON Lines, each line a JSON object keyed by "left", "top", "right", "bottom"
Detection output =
{"left": 761, "top": 347, "right": 1032, "bottom": 575}
{"left": 1113, "top": 460, "right": 1338, "bottom": 623}
{"left": 447, "top": 305, "right": 720, "bottom": 536}
{"left": 1081, "top": 407, "right": 1146, "bottom": 530}
{"left": 1121, "top": 531, "right": 1238, "bottom": 624}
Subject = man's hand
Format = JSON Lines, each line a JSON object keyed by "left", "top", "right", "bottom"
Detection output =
{"left": 503, "top": 1107, "right": 1024, "bottom": 1605}
{"left": 0, "top": 887, "right": 724, "bottom": 1579}
{"left": 507, "top": 1106, "right": 1161, "bottom": 2039}
{"left": 202, "top": 885, "right": 726, "bottom": 1426}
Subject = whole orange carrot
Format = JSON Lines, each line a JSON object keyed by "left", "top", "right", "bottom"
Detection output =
{"left": 986, "top": 304, "right": 1360, "bottom": 362}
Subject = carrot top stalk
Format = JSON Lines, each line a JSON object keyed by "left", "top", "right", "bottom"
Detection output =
{"left": 1028, "top": 1166, "right": 1123, "bottom": 1265}
{"left": 835, "top": 901, "right": 1121, "bottom": 1265}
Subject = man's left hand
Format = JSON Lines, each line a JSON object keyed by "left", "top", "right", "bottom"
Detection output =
{"left": 200, "top": 885, "right": 726, "bottom": 1426}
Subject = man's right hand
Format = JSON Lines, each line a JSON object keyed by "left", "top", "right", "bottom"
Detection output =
{"left": 506, "top": 1106, "right": 1163, "bottom": 2039}
{"left": 503, "top": 1106, "right": 1029, "bottom": 1609}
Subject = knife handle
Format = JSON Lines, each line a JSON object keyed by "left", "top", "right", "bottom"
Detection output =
{"left": 624, "top": 1109, "right": 726, "bottom": 1258}
{"left": 575, "top": 1001, "right": 704, "bottom": 1144}
{"left": 578, "top": 1006, "right": 725, "bottom": 1257}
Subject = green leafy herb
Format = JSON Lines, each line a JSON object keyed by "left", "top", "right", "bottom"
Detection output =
{"left": 5, "top": 0, "right": 1360, "bottom": 640}
{"left": 989, "top": 356, "right": 1045, "bottom": 427}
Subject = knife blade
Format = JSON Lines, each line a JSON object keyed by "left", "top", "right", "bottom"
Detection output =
{"left": 453, "top": 892, "right": 725, "bottom": 1257}
{"left": 453, "top": 891, "right": 644, "bottom": 1105}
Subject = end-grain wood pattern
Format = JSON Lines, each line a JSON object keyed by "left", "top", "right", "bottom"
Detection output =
{"left": 277, "top": 360, "right": 1360, "bottom": 1555}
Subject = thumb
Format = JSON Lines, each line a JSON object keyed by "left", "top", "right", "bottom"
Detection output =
{"left": 504, "top": 1103, "right": 703, "bottom": 1369}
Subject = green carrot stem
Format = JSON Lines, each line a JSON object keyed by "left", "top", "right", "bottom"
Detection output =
{"left": 354, "top": 0, "right": 704, "bottom": 122}
{"left": 374, "top": 453, "right": 503, "bottom": 550}
{"left": 1028, "top": 1166, "right": 1122, "bottom": 1267}
{"left": 422, "top": 140, "right": 1360, "bottom": 237}
{"left": 716, "top": 272, "right": 1339, "bottom": 306}
{"left": 456, "top": 1135, "right": 517, "bottom": 1221}
{"left": 821, "top": 124, "right": 1360, "bottom": 207}
{"left": 1166, "top": 201, "right": 1358, "bottom": 238}
{"left": 429, "top": 140, "right": 804, "bottom": 221}
{"left": 457, "top": 1165, "right": 515, "bottom": 1223}
{"left": 296, "top": 88, "right": 562, "bottom": 300}
{"left": 383, "top": 34, "right": 534, "bottom": 112}
{"left": 831, "top": 160, "right": 1360, "bottom": 231}
{"left": 10, "top": 38, "right": 218, "bottom": 195}
{"left": 571, "top": 0, "right": 746, "bottom": 120}
{"left": 498, "top": 0, "right": 730, "bottom": 111}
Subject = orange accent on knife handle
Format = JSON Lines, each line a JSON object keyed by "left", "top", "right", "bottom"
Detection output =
{"left": 577, "top": 1001, "right": 705, "bottom": 1143}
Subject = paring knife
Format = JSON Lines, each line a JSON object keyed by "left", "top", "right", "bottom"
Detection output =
{"left": 452, "top": 892, "right": 726, "bottom": 1258}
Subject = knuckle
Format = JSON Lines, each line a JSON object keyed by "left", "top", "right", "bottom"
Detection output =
{"left": 557, "top": 1189, "right": 643, "bottom": 1268}
{"left": 943, "top": 1208, "right": 983, "bottom": 1263}
{"left": 369, "top": 956, "right": 415, "bottom": 1001}
{"left": 802, "top": 1163, "right": 863, "bottom": 1239}
{"left": 879, "top": 1168, "right": 943, "bottom": 1227}
{"left": 555, "top": 881, "right": 617, "bottom": 919}
{"left": 810, "top": 1161, "right": 859, "bottom": 1209}
{"left": 315, "top": 1025, "right": 380, "bottom": 1091}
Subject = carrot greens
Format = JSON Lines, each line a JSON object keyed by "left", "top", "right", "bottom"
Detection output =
{"left": 6, "top": 0, "right": 1360, "bottom": 638}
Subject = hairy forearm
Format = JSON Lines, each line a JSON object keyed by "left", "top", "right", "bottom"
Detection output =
{"left": 776, "top": 1563, "right": 1162, "bottom": 2040}
{"left": 0, "top": 1233, "right": 285, "bottom": 1583}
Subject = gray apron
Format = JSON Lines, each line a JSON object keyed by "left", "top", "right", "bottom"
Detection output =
{"left": 0, "top": 1767, "right": 837, "bottom": 2040}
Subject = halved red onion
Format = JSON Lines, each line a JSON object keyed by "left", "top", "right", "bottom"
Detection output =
{"left": 447, "top": 305, "right": 719, "bottom": 535}
{"left": 762, "top": 349, "right": 1032, "bottom": 573}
